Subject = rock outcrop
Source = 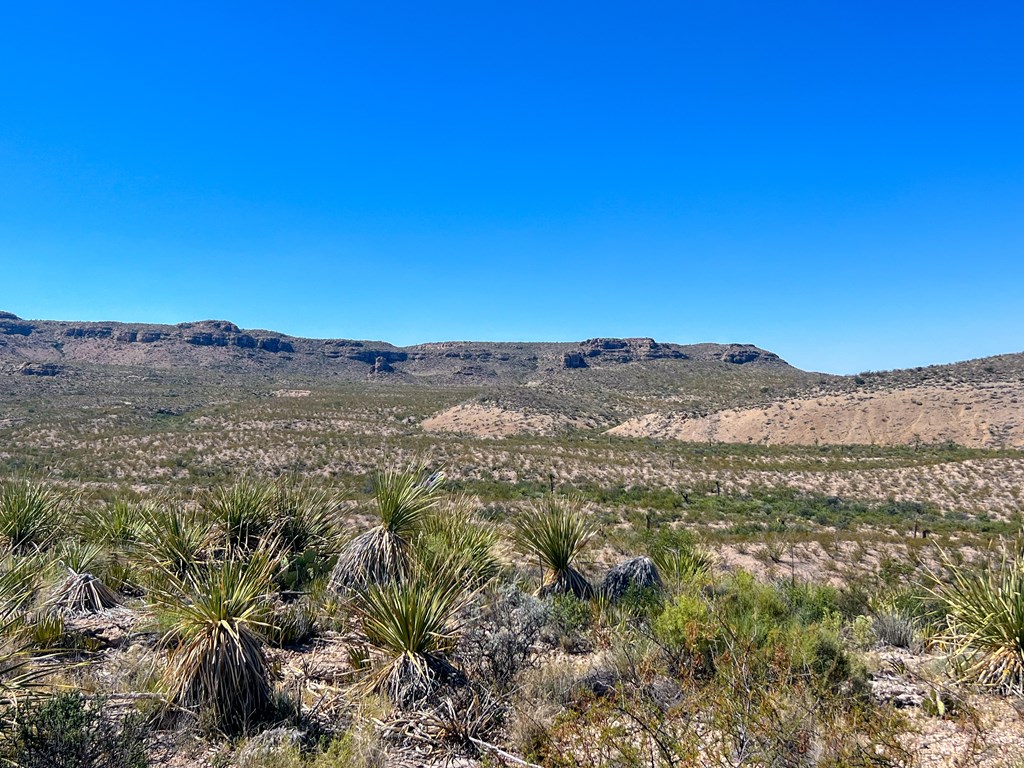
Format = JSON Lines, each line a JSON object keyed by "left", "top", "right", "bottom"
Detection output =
{"left": 720, "top": 345, "right": 781, "bottom": 365}
{"left": 0, "top": 313, "right": 797, "bottom": 386}
{"left": 575, "top": 338, "right": 688, "bottom": 364}
{"left": 369, "top": 356, "right": 395, "bottom": 375}
{"left": 19, "top": 363, "right": 62, "bottom": 376}
{"left": 0, "top": 319, "right": 34, "bottom": 336}
{"left": 563, "top": 352, "right": 588, "bottom": 369}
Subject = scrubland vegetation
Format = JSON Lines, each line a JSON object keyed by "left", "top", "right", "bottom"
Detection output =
{"left": 1, "top": 364, "right": 1023, "bottom": 765}
{"left": 1, "top": 464, "right": 1024, "bottom": 767}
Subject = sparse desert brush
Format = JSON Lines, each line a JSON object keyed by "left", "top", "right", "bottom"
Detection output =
{"left": 149, "top": 540, "right": 280, "bottom": 732}
{"left": 331, "top": 464, "right": 444, "bottom": 590}
{"left": 1, "top": 690, "right": 149, "bottom": 768}
{"left": 929, "top": 541, "right": 1024, "bottom": 695}
{"left": 512, "top": 496, "right": 594, "bottom": 599}
{"left": 0, "top": 480, "right": 71, "bottom": 555}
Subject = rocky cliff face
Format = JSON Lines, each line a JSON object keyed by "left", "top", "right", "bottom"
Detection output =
{"left": 0, "top": 310, "right": 796, "bottom": 383}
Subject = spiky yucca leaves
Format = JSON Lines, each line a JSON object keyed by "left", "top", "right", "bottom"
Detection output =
{"left": 649, "top": 541, "right": 713, "bottom": 592}
{"left": 150, "top": 542, "right": 280, "bottom": 733}
{"left": 84, "top": 499, "right": 148, "bottom": 548}
{"left": 332, "top": 466, "right": 444, "bottom": 590}
{"left": 208, "top": 480, "right": 279, "bottom": 552}
{"left": 0, "top": 481, "right": 70, "bottom": 555}
{"left": 929, "top": 545, "right": 1024, "bottom": 695}
{"left": 417, "top": 498, "right": 500, "bottom": 589}
{"left": 136, "top": 504, "right": 210, "bottom": 582}
{"left": 47, "top": 543, "right": 120, "bottom": 614}
{"left": 84, "top": 499, "right": 150, "bottom": 592}
{"left": 0, "top": 558, "right": 49, "bottom": 702}
{"left": 275, "top": 483, "right": 344, "bottom": 592}
{"left": 276, "top": 482, "right": 342, "bottom": 553}
{"left": 512, "top": 497, "right": 595, "bottom": 599}
{"left": 354, "top": 566, "right": 470, "bottom": 706}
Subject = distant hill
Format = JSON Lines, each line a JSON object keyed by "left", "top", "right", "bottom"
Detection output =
{"left": 2, "top": 310, "right": 1021, "bottom": 447}
{"left": 0, "top": 311, "right": 791, "bottom": 383}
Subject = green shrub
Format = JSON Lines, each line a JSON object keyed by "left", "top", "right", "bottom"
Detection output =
{"left": 4, "top": 692, "right": 148, "bottom": 768}
{"left": 548, "top": 593, "right": 592, "bottom": 637}
{"left": 654, "top": 592, "right": 717, "bottom": 674}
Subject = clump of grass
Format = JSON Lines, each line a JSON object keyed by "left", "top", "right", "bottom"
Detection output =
{"left": 513, "top": 497, "right": 594, "bottom": 599}
{"left": 149, "top": 541, "right": 279, "bottom": 732}
{"left": 0, "top": 481, "right": 69, "bottom": 555}
{"left": 929, "top": 544, "right": 1024, "bottom": 695}
{"left": 331, "top": 465, "right": 444, "bottom": 590}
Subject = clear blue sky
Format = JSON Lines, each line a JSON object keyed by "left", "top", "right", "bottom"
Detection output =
{"left": 1, "top": 2, "right": 1021, "bottom": 374}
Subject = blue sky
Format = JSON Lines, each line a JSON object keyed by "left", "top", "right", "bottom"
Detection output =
{"left": 1, "top": 2, "right": 1021, "bottom": 374}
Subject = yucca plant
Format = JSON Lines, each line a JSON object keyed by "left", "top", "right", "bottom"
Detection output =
{"left": 416, "top": 497, "right": 500, "bottom": 589}
{"left": 150, "top": 541, "right": 280, "bottom": 732}
{"left": 650, "top": 541, "right": 713, "bottom": 591}
{"left": 84, "top": 499, "right": 150, "bottom": 593}
{"left": 331, "top": 465, "right": 444, "bottom": 590}
{"left": 353, "top": 566, "right": 470, "bottom": 706}
{"left": 208, "top": 480, "right": 278, "bottom": 552}
{"left": 83, "top": 498, "right": 148, "bottom": 548}
{"left": 275, "top": 483, "right": 343, "bottom": 592}
{"left": 276, "top": 482, "right": 342, "bottom": 552}
{"left": 512, "top": 497, "right": 595, "bottom": 599}
{"left": 0, "top": 559, "right": 49, "bottom": 702}
{"left": 136, "top": 504, "right": 210, "bottom": 582}
{"left": 928, "top": 544, "right": 1024, "bottom": 695}
{"left": 0, "top": 481, "right": 70, "bottom": 555}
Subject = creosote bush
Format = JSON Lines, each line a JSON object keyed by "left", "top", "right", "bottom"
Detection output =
{"left": 2, "top": 691, "right": 149, "bottom": 768}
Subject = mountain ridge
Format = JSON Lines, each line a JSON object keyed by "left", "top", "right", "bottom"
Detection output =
{"left": 0, "top": 311, "right": 790, "bottom": 382}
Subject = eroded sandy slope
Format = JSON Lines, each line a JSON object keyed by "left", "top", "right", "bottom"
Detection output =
{"left": 608, "top": 384, "right": 1024, "bottom": 448}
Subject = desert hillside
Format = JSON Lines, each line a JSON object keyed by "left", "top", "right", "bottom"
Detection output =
{"left": 608, "top": 383, "right": 1024, "bottom": 448}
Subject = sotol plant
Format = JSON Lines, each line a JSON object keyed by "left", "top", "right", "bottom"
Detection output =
{"left": 929, "top": 544, "right": 1024, "bottom": 695}
{"left": 0, "top": 481, "right": 70, "bottom": 555}
{"left": 353, "top": 566, "right": 470, "bottom": 706}
{"left": 331, "top": 465, "right": 444, "bottom": 590}
{"left": 512, "top": 497, "right": 595, "bottom": 599}
{"left": 150, "top": 541, "right": 279, "bottom": 732}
